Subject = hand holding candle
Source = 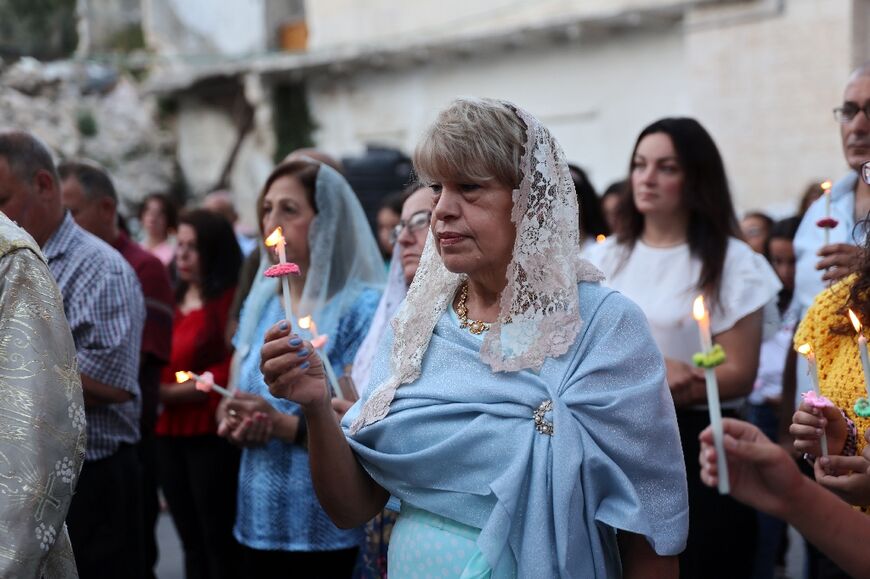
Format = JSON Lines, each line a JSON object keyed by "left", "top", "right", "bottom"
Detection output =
{"left": 175, "top": 371, "right": 233, "bottom": 399}
{"left": 298, "top": 315, "right": 343, "bottom": 400}
{"left": 796, "top": 344, "right": 830, "bottom": 457}
{"left": 264, "top": 227, "right": 301, "bottom": 330}
{"left": 847, "top": 309, "right": 870, "bottom": 418}
{"left": 692, "top": 295, "right": 730, "bottom": 495}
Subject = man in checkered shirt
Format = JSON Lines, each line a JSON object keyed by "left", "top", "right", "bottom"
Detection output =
{"left": 0, "top": 130, "right": 146, "bottom": 579}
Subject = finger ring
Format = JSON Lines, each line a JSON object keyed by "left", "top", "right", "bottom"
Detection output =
{"left": 229, "top": 409, "right": 238, "bottom": 417}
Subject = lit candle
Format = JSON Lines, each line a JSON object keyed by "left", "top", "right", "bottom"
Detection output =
{"left": 848, "top": 309, "right": 870, "bottom": 401}
{"left": 175, "top": 371, "right": 232, "bottom": 399}
{"left": 264, "top": 227, "right": 295, "bottom": 331}
{"left": 796, "top": 344, "right": 829, "bottom": 457}
{"left": 298, "top": 315, "right": 344, "bottom": 400}
{"left": 595, "top": 234, "right": 606, "bottom": 244}
{"left": 692, "top": 295, "right": 730, "bottom": 494}
{"left": 821, "top": 180, "right": 833, "bottom": 247}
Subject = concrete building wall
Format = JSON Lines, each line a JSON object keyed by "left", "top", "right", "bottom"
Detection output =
{"left": 308, "top": 26, "right": 689, "bottom": 191}
{"left": 685, "top": 0, "right": 854, "bottom": 216}
{"left": 305, "top": 0, "right": 713, "bottom": 48}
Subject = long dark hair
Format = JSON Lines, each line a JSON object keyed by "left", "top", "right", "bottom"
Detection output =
{"left": 569, "top": 163, "right": 609, "bottom": 239}
{"left": 175, "top": 209, "right": 242, "bottom": 303}
{"left": 616, "top": 117, "right": 740, "bottom": 307}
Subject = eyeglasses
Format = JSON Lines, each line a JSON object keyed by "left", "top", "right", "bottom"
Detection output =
{"left": 833, "top": 103, "right": 870, "bottom": 123}
{"left": 863, "top": 160, "right": 870, "bottom": 185}
{"left": 390, "top": 210, "right": 431, "bottom": 245}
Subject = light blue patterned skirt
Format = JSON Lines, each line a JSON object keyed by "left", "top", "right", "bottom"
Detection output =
{"left": 388, "top": 504, "right": 516, "bottom": 578}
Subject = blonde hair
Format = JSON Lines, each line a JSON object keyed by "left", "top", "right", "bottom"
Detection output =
{"left": 413, "top": 97, "right": 526, "bottom": 188}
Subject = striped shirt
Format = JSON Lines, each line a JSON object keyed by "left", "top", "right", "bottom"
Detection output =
{"left": 44, "top": 213, "right": 145, "bottom": 461}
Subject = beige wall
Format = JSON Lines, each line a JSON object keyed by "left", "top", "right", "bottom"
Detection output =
{"left": 686, "top": 0, "right": 854, "bottom": 216}
{"left": 307, "top": 26, "right": 689, "bottom": 192}
{"left": 305, "top": 0, "right": 727, "bottom": 48}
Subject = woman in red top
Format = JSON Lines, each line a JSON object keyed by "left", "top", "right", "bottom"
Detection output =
{"left": 157, "top": 209, "right": 242, "bottom": 579}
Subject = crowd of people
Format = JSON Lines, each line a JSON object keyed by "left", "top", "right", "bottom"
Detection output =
{"left": 1, "top": 61, "right": 870, "bottom": 579}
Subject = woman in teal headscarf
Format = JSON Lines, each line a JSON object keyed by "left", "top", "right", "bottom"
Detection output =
{"left": 259, "top": 99, "right": 689, "bottom": 578}
{"left": 217, "top": 158, "right": 384, "bottom": 577}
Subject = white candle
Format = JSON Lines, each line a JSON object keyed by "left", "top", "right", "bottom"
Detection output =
{"left": 860, "top": 337, "right": 870, "bottom": 399}
{"left": 299, "top": 316, "right": 344, "bottom": 400}
{"left": 693, "top": 295, "right": 730, "bottom": 495}
{"left": 175, "top": 371, "right": 233, "bottom": 398}
{"left": 265, "top": 227, "right": 295, "bottom": 331}
{"left": 848, "top": 310, "right": 870, "bottom": 399}
{"left": 797, "top": 344, "right": 829, "bottom": 457}
{"left": 822, "top": 180, "right": 832, "bottom": 247}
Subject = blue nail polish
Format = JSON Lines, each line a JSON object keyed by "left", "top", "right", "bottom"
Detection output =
{"left": 297, "top": 348, "right": 309, "bottom": 358}
{"left": 289, "top": 338, "right": 303, "bottom": 347}
{"left": 299, "top": 361, "right": 310, "bottom": 370}
{"left": 279, "top": 321, "right": 288, "bottom": 331}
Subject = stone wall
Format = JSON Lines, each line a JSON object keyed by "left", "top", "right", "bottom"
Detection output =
{"left": 0, "top": 58, "right": 176, "bottom": 216}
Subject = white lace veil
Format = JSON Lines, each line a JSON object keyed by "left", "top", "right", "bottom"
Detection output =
{"left": 350, "top": 100, "right": 603, "bottom": 434}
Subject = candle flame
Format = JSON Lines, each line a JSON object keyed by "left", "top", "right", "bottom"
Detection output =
{"left": 692, "top": 295, "right": 707, "bottom": 321}
{"left": 264, "top": 227, "right": 284, "bottom": 247}
{"left": 797, "top": 343, "right": 812, "bottom": 356}
{"left": 849, "top": 308, "right": 863, "bottom": 334}
{"left": 821, "top": 180, "right": 832, "bottom": 193}
{"left": 298, "top": 315, "right": 312, "bottom": 330}
{"left": 175, "top": 371, "right": 192, "bottom": 384}
{"left": 595, "top": 234, "right": 606, "bottom": 244}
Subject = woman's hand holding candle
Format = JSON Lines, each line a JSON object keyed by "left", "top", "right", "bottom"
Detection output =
{"left": 260, "top": 321, "right": 332, "bottom": 414}
{"left": 797, "top": 344, "right": 830, "bottom": 457}
{"left": 790, "top": 402, "right": 849, "bottom": 457}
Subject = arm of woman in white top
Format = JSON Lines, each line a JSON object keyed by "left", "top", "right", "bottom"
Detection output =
{"left": 260, "top": 322, "right": 390, "bottom": 528}
{"left": 669, "top": 309, "right": 763, "bottom": 407}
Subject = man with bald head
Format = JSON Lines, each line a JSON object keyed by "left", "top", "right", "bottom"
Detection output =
{"left": 0, "top": 131, "right": 146, "bottom": 578}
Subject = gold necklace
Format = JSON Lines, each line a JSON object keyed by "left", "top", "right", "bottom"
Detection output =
{"left": 456, "top": 282, "right": 492, "bottom": 335}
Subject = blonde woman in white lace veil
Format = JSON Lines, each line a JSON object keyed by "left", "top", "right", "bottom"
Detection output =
{"left": 260, "top": 98, "right": 689, "bottom": 578}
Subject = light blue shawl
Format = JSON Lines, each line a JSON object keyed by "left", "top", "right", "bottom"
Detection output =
{"left": 342, "top": 282, "right": 689, "bottom": 578}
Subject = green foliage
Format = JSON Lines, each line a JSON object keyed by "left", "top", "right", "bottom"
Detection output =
{"left": 273, "top": 83, "right": 316, "bottom": 163}
{"left": 107, "top": 23, "right": 144, "bottom": 52}
{"left": 0, "top": 0, "right": 78, "bottom": 60}
{"left": 76, "top": 109, "right": 98, "bottom": 137}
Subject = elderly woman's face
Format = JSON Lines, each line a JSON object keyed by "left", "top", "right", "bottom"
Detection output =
{"left": 430, "top": 179, "right": 515, "bottom": 282}
{"left": 261, "top": 175, "right": 316, "bottom": 268}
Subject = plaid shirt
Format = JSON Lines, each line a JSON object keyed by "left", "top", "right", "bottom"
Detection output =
{"left": 44, "top": 213, "right": 145, "bottom": 461}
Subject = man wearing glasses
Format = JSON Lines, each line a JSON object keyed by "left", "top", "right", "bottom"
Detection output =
{"left": 790, "top": 63, "right": 870, "bottom": 579}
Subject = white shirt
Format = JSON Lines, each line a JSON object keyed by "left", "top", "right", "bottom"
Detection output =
{"left": 587, "top": 236, "right": 782, "bottom": 408}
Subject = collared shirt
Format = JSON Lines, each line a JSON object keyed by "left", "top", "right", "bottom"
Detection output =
{"left": 44, "top": 212, "right": 145, "bottom": 461}
{"left": 793, "top": 171, "right": 865, "bottom": 402}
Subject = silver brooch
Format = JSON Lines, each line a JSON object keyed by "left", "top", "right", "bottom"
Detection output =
{"left": 533, "top": 399, "right": 554, "bottom": 436}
